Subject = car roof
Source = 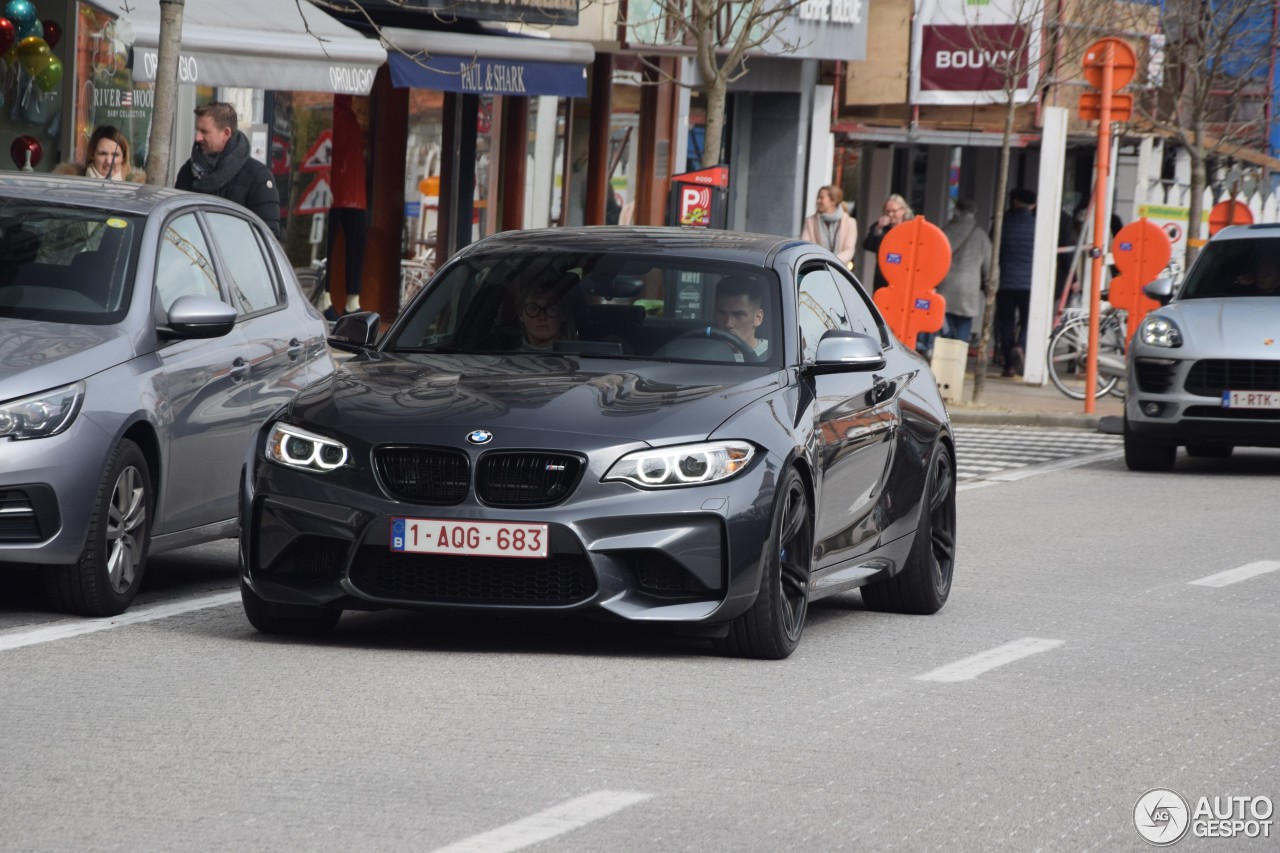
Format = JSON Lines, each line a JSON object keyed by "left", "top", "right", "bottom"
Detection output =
{"left": 1210, "top": 222, "right": 1280, "bottom": 242}
{"left": 465, "top": 226, "right": 805, "bottom": 266}
{"left": 0, "top": 172, "right": 204, "bottom": 215}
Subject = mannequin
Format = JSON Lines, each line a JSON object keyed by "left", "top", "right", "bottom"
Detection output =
{"left": 322, "top": 94, "right": 369, "bottom": 319}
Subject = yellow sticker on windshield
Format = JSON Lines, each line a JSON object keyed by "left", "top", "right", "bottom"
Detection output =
{"left": 105, "top": 218, "right": 128, "bottom": 228}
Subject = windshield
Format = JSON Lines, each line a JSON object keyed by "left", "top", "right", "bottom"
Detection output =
{"left": 385, "top": 249, "right": 784, "bottom": 367}
{"left": 1178, "top": 237, "right": 1280, "bottom": 299}
{"left": 0, "top": 203, "right": 142, "bottom": 325}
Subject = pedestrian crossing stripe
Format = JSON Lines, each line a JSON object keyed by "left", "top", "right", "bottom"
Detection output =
{"left": 953, "top": 426, "right": 1121, "bottom": 482}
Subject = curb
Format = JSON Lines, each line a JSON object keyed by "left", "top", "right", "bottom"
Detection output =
{"left": 948, "top": 409, "right": 1103, "bottom": 430}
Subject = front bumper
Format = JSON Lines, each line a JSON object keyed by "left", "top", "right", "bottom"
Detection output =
{"left": 241, "top": 446, "right": 784, "bottom": 624}
{"left": 1126, "top": 355, "right": 1280, "bottom": 447}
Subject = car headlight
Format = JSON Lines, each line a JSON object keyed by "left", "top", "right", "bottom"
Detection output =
{"left": 0, "top": 381, "right": 85, "bottom": 440}
{"left": 1139, "top": 315, "right": 1182, "bottom": 348}
{"left": 266, "top": 422, "right": 349, "bottom": 473}
{"left": 604, "top": 441, "right": 755, "bottom": 488}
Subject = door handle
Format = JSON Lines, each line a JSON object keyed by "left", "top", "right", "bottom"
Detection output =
{"left": 287, "top": 338, "right": 303, "bottom": 361}
{"left": 229, "top": 357, "right": 249, "bottom": 381}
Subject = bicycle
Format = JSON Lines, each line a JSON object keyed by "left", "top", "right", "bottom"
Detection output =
{"left": 1045, "top": 300, "right": 1129, "bottom": 400}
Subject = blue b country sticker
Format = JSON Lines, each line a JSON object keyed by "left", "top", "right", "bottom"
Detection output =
{"left": 391, "top": 518, "right": 406, "bottom": 550}
{"left": 887, "top": 253, "right": 903, "bottom": 264}
{"left": 915, "top": 298, "right": 931, "bottom": 309}
{"left": 1119, "top": 241, "right": 1133, "bottom": 251}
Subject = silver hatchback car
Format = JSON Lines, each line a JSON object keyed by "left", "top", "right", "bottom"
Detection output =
{"left": 1, "top": 174, "right": 333, "bottom": 615}
{"left": 1125, "top": 224, "right": 1280, "bottom": 470}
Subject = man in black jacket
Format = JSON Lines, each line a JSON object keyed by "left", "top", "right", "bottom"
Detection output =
{"left": 175, "top": 102, "right": 281, "bottom": 239}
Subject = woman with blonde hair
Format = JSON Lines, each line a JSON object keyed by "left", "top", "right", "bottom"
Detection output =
{"left": 800, "top": 184, "right": 858, "bottom": 267}
{"left": 861, "top": 193, "right": 914, "bottom": 291}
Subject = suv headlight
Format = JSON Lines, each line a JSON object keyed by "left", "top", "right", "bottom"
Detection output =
{"left": 0, "top": 381, "right": 85, "bottom": 440}
{"left": 1139, "top": 315, "right": 1182, "bottom": 348}
{"left": 266, "top": 422, "right": 349, "bottom": 472}
{"left": 604, "top": 441, "right": 755, "bottom": 488}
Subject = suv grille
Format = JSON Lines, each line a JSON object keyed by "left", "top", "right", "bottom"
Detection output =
{"left": 1133, "top": 359, "right": 1178, "bottom": 394}
{"left": 1185, "top": 360, "right": 1280, "bottom": 397}
{"left": 477, "top": 452, "right": 583, "bottom": 507}
{"left": 375, "top": 446, "right": 469, "bottom": 503}
{"left": 350, "top": 547, "right": 596, "bottom": 605}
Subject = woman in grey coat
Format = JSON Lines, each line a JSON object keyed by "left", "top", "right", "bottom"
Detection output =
{"left": 935, "top": 198, "right": 991, "bottom": 346}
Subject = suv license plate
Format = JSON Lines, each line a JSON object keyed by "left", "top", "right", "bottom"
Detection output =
{"left": 1222, "top": 391, "right": 1280, "bottom": 409}
{"left": 391, "top": 518, "right": 548, "bottom": 558}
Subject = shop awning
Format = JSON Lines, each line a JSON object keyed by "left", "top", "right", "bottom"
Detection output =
{"left": 381, "top": 28, "right": 593, "bottom": 98}
{"left": 102, "top": 0, "right": 387, "bottom": 95}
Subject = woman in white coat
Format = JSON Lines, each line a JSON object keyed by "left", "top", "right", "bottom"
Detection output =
{"left": 800, "top": 185, "right": 858, "bottom": 268}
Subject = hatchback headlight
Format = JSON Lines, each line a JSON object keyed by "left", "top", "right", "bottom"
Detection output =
{"left": 266, "top": 422, "right": 349, "bottom": 472}
{"left": 0, "top": 381, "right": 85, "bottom": 440}
{"left": 1139, "top": 315, "right": 1182, "bottom": 348}
{"left": 604, "top": 441, "right": 755, "bottom": 488}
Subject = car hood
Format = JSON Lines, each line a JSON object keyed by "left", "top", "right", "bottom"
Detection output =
{"left": 289, "top": 353, "right": 785, "bottom": 446}
{"left": 0, "top": 318, "right": 135, "bottom": 399}
{"left": 1161, "top": 298, "right": 1280, "bottom": 355}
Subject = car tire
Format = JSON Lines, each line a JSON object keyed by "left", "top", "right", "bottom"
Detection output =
{"left": 1185, "top": 443, "right": 1233, "bottom": 458}
{"left": 44, "top": 439, "right": 152, "bottom": 617}
{"left": 1123, "top": 418, "right": 1177, "bottom": 471}
{"left": 861, "top": 440, "right": 956, "bottom": 615}
{"left": 240, "top": 579, "right": 342, "bottom": 636}
{"left": 717, "top": 467, "right": 812, "bottom": 660}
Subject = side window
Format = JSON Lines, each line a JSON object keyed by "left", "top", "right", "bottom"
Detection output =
{"left": 830, "top": 265, "right": 883, "bottom": 341}
{"left": 796, "top": 265, "right": 853, "bottom": 361}
{"left": 156, "top": 214, "right": 220, "bottom": 313}
{"left": 205, "top": 213, "right": 282, "bottom": 315}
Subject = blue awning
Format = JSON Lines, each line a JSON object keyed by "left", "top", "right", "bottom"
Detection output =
{"left": 381, "top": 28, "right": 593, "bottom": 98}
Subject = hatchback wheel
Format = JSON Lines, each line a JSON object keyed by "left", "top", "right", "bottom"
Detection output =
{"left": 862, "top": 441, "right": 956, "bottom": 615}
{"left": 718, "top": 468, "right": 812, "bottom": 659}
{"left": 45, "top": 440, "right": 151, "bottom": 617}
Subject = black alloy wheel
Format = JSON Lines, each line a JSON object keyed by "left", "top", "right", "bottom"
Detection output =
{"left": 862, "top": 440, "right": 956, "bottom": 614}
{"left": 719, "top": 467, "right": 813, "bottom": 659}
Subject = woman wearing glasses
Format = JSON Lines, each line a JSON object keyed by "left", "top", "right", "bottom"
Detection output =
{"left": 516, "top": 282, "right": 577, "bottom": 351}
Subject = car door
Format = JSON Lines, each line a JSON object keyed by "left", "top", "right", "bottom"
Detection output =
{"left": 202, "top": 210, "right": 324, "bottom": 422}
{"left": 797, "top": 258, "right": 899, "bottom": 570}
{"left": 151, "top": 211, "right": 257, "bottom": 534}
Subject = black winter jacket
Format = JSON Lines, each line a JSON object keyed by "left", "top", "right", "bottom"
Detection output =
{"left": 176, "top": 135, "right": 281, "bottom": 239}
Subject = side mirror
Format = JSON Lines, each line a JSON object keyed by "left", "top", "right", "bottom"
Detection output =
{"left": 1143, "top": 275, "right": 1175, "bottom": 305}
{"left": 160, "top": 295, "right": 237, "bottom": 340}
{"left": 329, "top": 311, "right": 381, "bottom": 351}
{"left": 809, "top": 330, "right": 887, "bottom": 374}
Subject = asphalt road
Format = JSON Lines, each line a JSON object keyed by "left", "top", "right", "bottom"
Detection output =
{"left": 2, "top": 440, "right": 1277, "bottom": 851}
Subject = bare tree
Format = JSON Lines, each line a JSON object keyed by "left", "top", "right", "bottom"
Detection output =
{"left": 144, "top": 0, "right": 185, "bottom": 186}
{"left": 1135, "top": 0, "right": 1275, "bottom": 267}
{"left": 626, "top": 0, "right": 807, "bottom": 167}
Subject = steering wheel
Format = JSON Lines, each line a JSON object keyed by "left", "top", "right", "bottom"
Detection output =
{"left": 675, "top": 326, "right": 759, "bottom": 361}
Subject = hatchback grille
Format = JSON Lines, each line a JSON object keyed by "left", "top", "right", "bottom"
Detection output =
{"left": 1185, "top": 360, "right": 1280, "bottom": 397}
{"left": 350, "top": 547, "right": 597, "bottom": 605}
{"left": 0, "top": 490, "right": 41, "bottom": 541}
{"left": 476, "top": 452, "right": 583, "bottom": 507}
{"left": 375, "top": 446, "right": 469, "bottom": 503}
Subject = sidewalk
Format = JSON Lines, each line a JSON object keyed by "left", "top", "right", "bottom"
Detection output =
{"left": 943, "top": 360, "right": 1124, "bottom": 432}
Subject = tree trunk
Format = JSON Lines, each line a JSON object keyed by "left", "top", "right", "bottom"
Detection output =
{"left": 1184, "top": 145, "right": 1208, "bottom": 269}
{"left": 145, "top": 0, "right": 186, "bottom": 187}
{"left": 971, "top": 97, "right": 1016, "bottom": 403}
{"left": 702, "top": 78, "right": 727, "bottom": 168}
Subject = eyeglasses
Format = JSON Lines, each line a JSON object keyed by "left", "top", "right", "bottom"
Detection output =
{"left": 521, "top": 302, "right": 565, "bottom": 319}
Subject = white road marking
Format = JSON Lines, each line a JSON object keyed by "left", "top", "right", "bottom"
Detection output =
{"left": 0, "top": 591, "right": 239, "bottom": 652}
{"left": 1188, "top": 560, "right": 1280, "bottom": 588}
{"left": 429, "top": 790, "right": 652, "bottom": 853}
{"left": 980, "top": 448, "right": 1123, "bottom": 481}
{"left": 915, "top": 637, "right": 1065, "bottom": 683}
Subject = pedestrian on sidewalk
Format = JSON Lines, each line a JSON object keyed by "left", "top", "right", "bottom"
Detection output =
{"left": 176, "top": 102, "right": 281, "bottom": 239}
{"left": 996, "top": 188, "right": 1036, "bottom": 377}
{"left": 936, "top": 198, "right": 991, "bottom": 347}
{"left": 800, "top": 185, "right": 858, "bottom": 269}
{"left": 862, "top": 193, "right": 912, "bottom": 292}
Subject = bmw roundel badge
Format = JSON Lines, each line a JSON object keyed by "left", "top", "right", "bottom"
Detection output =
{"left": 466, "top": 429, "right": 493, "bottom": 445}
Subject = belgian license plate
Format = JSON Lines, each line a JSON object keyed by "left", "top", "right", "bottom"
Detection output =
{"left": 1222, "top": 390, "right": 1280, "bottom": 409}
{"left": 390, "top": 518, "right": 548, "bottom": 558}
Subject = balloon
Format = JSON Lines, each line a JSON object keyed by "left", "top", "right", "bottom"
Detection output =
{"left": 41, "top": 19, "right": 58, "bottom": 49}
{"left": 0, "top": 17, "right": 15, "bottom": 55}
{"left": 15, "top": 34, "right": 48, "bottom": 75}
{"left": 32, "top": 55, "right": 59, "bottom": 91}
{"left": 3, "top": 0, "right": 34, "bottom": 34}
{"left": 14, "top": 13, "right": 35, "bottom": 40}
{"left": 9, "top": 134, "right": 42, "bottom": 170}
